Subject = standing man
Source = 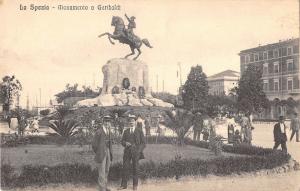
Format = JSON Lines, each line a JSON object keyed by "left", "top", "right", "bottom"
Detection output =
{"left": 17, "top": 114, "right": 27, "bottom": 137}
{"left": 273, "top": 115, "right": 288, "bottom": 154}
{"left": 119, "top": 114, "right": 146, "bottom": 190}
{"left": 193, "top": 112, "right": 203, "bottom": 141}
{"left": 92, "top": 115, "right": 113, "bottom": 191}
{"left": 290, "top": 112, "right": 300, "bottom": 142}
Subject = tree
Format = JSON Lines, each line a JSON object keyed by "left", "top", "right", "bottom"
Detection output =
{"left": 162, "top": 109, "right": 194, "bottom": 145}
{"left": 206, "top": 95, "right": 237, "bottom": 118}
{"left": 0, "top": 75, "right": 22, "bottom": 112}
{"left": 235, "top": 65, "right": 269, "bottom": 114}
{"left": 181, "top": 65, "right": 209, "bottom": 112}
{"left": 40, "top": 109, "right": 50, "bottom": 116}
{"left": 55, "top": 83, "right": 99, "bottom": 103}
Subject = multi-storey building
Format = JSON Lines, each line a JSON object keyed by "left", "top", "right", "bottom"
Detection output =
{"left": 239, "top": 38, "right": 300, "bottom": 118}
{"left": 207, "top": 70, "right": 240, "bottom": 96}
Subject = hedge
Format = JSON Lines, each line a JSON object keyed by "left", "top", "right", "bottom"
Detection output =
{"left": 1, "top": 135, "right": 176, "bottom": 146}
{"left": 1, "top": 140, "right": 291, "bottom": 188}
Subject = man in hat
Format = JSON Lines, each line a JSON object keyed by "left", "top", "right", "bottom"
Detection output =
{"left": 273, "top": 115, "right": 288, "bottom": 154}
{"left": 119, "top": 114, "right": 146, "bottom": 190}
{"left": 290, "top": 112, "right": 300, "bottom": 142}
{"left": 92, "top": 115, "right": 113, "bottom": 191}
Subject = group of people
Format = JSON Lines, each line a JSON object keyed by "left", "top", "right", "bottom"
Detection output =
{"left": 92, "top": 113, "right": 146, "bottom": 191}
{"left": 6, "top": 114, "right": 39, "bottom": 136}
{"left": 192, "top": 112, "right": 215, "bottom": 142}
{"left": 234, "top": 113, "right": 254, "bottom": 145}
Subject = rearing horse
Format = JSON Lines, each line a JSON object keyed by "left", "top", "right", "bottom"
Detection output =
{"left": 98, "top": 16, "right": 153, "bottom": 60}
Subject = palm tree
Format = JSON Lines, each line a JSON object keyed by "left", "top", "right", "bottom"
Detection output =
{"left": 162, "top": 109, "right": 194, "bottom": 145}
{"left": 49, "top": 119, "right": 79, "bottom": 138}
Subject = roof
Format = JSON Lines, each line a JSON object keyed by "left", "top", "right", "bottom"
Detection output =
{"left": 239, "top": 38, "right": 299, "bottom": 54}
{"left": 208, "top": 70, "right": 240, "bottom": 79}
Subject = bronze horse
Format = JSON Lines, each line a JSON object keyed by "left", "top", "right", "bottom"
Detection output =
{"left": 98, "top": 16, "right": 153, "bottom": 60}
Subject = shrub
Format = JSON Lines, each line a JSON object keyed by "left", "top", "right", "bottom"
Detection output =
{"left": 49, "top": 119, "right": 80, "bottom": 138}
{"left": 40, "top": 109, "right": 50, "bottom": 116}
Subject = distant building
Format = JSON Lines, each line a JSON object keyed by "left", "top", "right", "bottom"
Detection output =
{"left": 239, "top": 38, "right": 300, "bottom": 118}
{"left": 207, "top": 70, "right": 240, "bottom": 96}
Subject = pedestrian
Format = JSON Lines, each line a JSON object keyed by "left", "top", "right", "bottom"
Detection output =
{"left": 136, "top": 115, "right": 145, "bottom": 135}
{"left": 193, "top": 112, "right": 203, "bottom": 141}
{"left": 118, "top": 114, "right": 146, "bottom": 190}
{"left": 202, "top": 115, "right": 212, "bottom": 142}
{"left": 244, "top": 126, "right": 253, "bottom": 145}
{"left": 233, "top": 129, "right": 242, "bottom": 146}
{"left": 31, "top": 117, "right": 39, "bottom": 133}
{"left": 17, "top": 115, "right": 27, "bottom": 137}
{"left": 290, "top": 112, "right": 300, "bottom": 142}
{"left": 273, "top": 115, "right": 288, "bottom": 154}
{"left": 240, "top": 113, "right": 250, "bottom": 142}
{"left": 92, "top": 115, "right": 113, "bottom": 191}
{"left": 7, "top": 113, "right": 11, "bottom": 128}
{"left": 113, "top": 113, "right": 120, "bottom": 136}
{"left": 144, "top": 115, "right": 151, "bottom": 136}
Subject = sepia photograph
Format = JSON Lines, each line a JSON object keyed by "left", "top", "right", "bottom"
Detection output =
{"left": 0, "top": 0, "right": 299, "bottom": 190}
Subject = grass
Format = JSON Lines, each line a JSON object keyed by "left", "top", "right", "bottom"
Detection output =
{"left": 1, "top": 144, "right": 244, "bottom": 171}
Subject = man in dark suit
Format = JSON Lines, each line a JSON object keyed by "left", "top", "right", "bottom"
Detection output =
{"left": 273, "top": 115, "right": 287, "bottom": 154}
{"left": 193, "top": 112, "right": 203, "bottom": 141}
{"left": 92, "top": 115, "right": 113, "bottom": 191}
{"left": 118, "top": 114, "right": 146, "bottom": 190}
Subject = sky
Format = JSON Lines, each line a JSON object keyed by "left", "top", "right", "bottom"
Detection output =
{"left": 0, "top": 0, "right": 299, "bottom": 108}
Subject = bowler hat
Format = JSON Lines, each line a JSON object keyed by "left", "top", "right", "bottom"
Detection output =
{"left": 279, "top": 116, "right": 284, "bottom": 120}
{"left": 103, "top": 115, "right": 112, "bottom": 121}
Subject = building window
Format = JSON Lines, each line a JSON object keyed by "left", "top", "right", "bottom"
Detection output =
{"left": 250, "top": 54, "right": 254, "bottom": 62}
{"left": 287, "top": 47, "right": 292, "bottom": 56}
{"left": 245, "top": 55, "right": 249, "bottom": 63}
{"left": 259, "top": 52, "right": 263, "bottom": 60}
{"left": 287, "top": 59, "right": 293, "bottom": 71}
{"left": 255, "top": 53, "right": 259, "bottom": 61}
{"left": 282, "top": 47, "right": 287, "bottom": 56}
{"left": 293, "top": 45, "right": 299, "bottom": 54}
{"left": 268, "top": 50, "right": 273, "bottom": 59}
{"left": 263, "top": 51, "right": 267, "bottom": 60}
{"left": 287, "top": 78, "right": 293, "bottom": 90}
{"left": 274, "top": 49, "right": 279, "bottom": 58}
{"left": 263, "top": 63, "right": 268, "bottom": 75}
{"left": 274, "top": 62, "right": 279, "bottom": 73}
{"left": 274, "top": 79, "right": 279, "bottom": 91}
{"left": 263, "top": 80, "right": 268, "bottom": 91}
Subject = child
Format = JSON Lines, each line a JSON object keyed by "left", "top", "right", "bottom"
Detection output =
{"left": 233, "top": 129, "right": 242, "bottom": 146}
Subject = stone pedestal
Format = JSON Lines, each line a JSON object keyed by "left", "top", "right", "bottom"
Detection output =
{"left": 102, "top": 58, "right": 149, "bottom": 94}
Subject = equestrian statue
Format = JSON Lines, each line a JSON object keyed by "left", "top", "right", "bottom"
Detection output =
{"left": 98, "top": 14, "right": 153, "bottom": 60}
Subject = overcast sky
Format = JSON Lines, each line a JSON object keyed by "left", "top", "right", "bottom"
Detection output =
{"left": 0, "top": 0, "right": 299, "bottom": 107}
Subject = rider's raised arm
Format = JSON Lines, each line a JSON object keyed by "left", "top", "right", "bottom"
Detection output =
{"left": 125, "top": 14, "right": 130, "bottom": 22}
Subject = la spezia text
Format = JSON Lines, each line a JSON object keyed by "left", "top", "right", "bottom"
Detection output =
{"left": 20, "top": 4, "right": 121, "bottom": 11}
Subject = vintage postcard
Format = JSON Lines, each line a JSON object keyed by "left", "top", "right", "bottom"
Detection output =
{"left": 0, "top": 0, "right": 299, "bottom": 191}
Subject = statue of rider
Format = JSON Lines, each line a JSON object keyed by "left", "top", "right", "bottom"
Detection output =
{"left": 124, "top": 14, "right": 136, "bottom": 41}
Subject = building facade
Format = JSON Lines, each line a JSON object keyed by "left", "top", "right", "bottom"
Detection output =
{"left": 239, "top": 38, "right": 300, "bottom": 118}
{"left": 207, "top": 70, "right": 240, "bottom": 96}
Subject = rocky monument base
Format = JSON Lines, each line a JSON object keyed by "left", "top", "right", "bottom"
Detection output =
{"left": 76, "top": 58, "right": 174, "bottom": 108}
